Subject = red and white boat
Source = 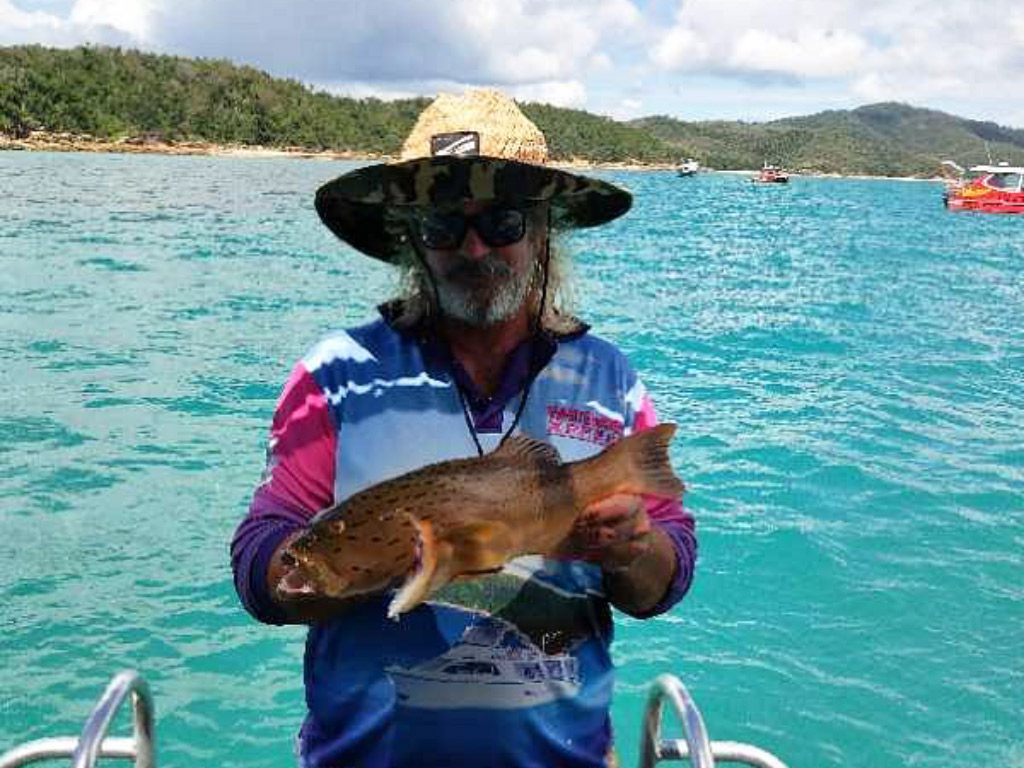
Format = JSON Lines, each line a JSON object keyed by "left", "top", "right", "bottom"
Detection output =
{"left": 752, "top": 163, "right": 790, "bottom": 184}
{"left": 943, "top": 162, "right": 1024, "bottom": 213}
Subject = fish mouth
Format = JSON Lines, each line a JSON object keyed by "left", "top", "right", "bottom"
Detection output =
{"left": 276, "top": 552, "right": 320, "bottom": 599}
{"left": 277, "top": 546, "right": 357, "bottom": 600}
{"left": 277, "top": 568, "right": 318, "bottom": 598}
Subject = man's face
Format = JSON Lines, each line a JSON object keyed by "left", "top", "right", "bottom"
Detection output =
{"left": 415, "top": 201, "right": 545, "bottom": 327}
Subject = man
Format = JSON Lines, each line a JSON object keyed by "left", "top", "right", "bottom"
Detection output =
{"left": 231, "top": 89, "right": 697, "bottom": 768}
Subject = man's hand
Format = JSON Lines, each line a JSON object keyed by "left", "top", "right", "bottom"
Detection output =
{"left": 555, "top": 494, "right": 654, "bottom": 573}
{"left": 554, "top": 493, "right": 678, "bottom": 616}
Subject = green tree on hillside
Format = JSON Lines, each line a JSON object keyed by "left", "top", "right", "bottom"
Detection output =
{"left": 4, "top": 44, "right": 1024, "bottom": 174}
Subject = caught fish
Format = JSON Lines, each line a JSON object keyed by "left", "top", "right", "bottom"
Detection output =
{"left": 277, "top": 423, "right": 684, "bottom": 619}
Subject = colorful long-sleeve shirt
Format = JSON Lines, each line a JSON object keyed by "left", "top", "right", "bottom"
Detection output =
{"left": 231, "top": 310, "right": 697, "bottom": 768}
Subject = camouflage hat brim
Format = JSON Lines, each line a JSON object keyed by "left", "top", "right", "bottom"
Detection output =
{"left": 314, "top": 156, "right": 632, "bottom": 262}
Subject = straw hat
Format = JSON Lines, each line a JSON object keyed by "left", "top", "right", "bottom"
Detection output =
{"left": 315, "top": 89, "right": 632, "bottom": 262}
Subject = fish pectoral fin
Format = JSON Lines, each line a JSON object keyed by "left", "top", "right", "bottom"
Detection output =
{"left": 387, "top": 515, "right": 448, "bottom": 620}
{"left": 444, "top": 521, "right": 516, "bottom": 574}
{"left": 386, "top": 519, "right": 516, "bottom": 619}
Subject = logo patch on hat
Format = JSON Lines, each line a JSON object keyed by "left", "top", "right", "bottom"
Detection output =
{"left": 431, "top": 131, "right": 481, "bottom": 157}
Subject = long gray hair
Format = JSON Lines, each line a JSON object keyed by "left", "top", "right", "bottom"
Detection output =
{"left": 386, "top": 213, "right": 582, "bottom": 335}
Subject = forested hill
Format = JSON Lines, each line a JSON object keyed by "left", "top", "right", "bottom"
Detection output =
{"left": 3, "top": 44, "right": 1023, "bottom": 176}
{"left": 0, "top": 45, "right": 429, "bottom": 153}
{"left": 0, "top": 45, "right": 669, "bottom": 163}
{"left": 633, "top": 104, "right": 1024, "bottom": 176}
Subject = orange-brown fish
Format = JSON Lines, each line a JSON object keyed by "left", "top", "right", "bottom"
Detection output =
{"left": 276, "top": 423, "right": 684, "bottom": 619}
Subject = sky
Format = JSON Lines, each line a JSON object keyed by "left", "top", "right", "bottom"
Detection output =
{"left": 2, "top": 0, "right": 1023, "bottom": 128}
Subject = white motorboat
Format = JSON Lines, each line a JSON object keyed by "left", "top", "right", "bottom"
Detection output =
{"left": 677, "top": 158, "right": 700, "bottom": 176}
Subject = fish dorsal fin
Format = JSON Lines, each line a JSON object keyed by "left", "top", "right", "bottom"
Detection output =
{"left": 490, "top": 434, "right": 561, "bottom": 466}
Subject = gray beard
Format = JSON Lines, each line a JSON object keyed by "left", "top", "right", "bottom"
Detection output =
{"left": 436, "top": 262, "right": 534, "bottom": 327}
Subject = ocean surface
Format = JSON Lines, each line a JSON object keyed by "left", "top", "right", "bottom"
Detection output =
{"left": 1, "top": 151, "right": 1021, "bottom": 768}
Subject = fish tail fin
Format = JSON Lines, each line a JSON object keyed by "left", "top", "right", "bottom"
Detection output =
{"left": 573, "top": 423, "right": 685, "bottom": 503}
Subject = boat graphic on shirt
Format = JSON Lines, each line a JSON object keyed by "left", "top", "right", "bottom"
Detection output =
{"left": 386, "top": 615, "right": 582, "bottom": 710}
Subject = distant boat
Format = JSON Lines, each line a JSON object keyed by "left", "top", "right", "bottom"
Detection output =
{"left": 677, "top": 158, "right": 700, "bottom": 176}
{"left": 942, "top": 161, "right": 1024, "bottom": 213}
{"left": 752, "top": 162, "right": 789, "bottom": 184}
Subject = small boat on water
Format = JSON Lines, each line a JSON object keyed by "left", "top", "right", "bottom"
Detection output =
{"left": 752, "top": 163, "right": 789, "bottom": 184}
{"left": 942, "top": 161, "right": 1024, "bottom": 213}
{"left": 676, "top": 158, "right": 700, "bottom": 176}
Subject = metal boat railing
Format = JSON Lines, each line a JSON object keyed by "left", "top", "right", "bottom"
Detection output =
{"left": 0, "top": 670, "right": 154, "bottom": 768}
{"left": 638, "top": 674, "right": 790, "bottom": 768}
{"left": 1, "top": 669, "right": 788, "bottom": 768}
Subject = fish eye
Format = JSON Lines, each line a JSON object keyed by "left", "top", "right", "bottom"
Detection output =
{"left": 281, "top": 551, "right": 297, "bottom": 568}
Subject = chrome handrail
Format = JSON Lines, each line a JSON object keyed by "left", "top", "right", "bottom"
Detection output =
{"left": 637, "top": 674, "right": 791, "bottom": 768}
{"left": 639, "top": 674, "right": 716, "bottom": 768}
{"left": 0, "top": 738, "right": 136, "bottom": 768}
{"left": 660, "top": 740, "right": 791, "bottom": 768}
{"left": 71, "top": 670, "right": 155, "bottom": 768}
{"left": 0, "top": 670, "right": 155, "bottom": 768}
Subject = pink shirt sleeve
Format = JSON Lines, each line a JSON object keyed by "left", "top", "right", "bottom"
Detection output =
{"left": 230, "top": 362, "right": 337, "bottom": 623}
{"left": 261, "top": 363, "right": 337, "bottom": 512}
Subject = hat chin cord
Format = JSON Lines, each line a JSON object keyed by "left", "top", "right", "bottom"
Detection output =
{"left": 412, "top": 213, "right": 552, "bottom": 457}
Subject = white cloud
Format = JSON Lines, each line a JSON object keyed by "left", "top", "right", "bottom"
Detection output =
{"left": 1, "top": 0, "right": 1021, "bottom": 125}
{"left": 644, "top": 0, "right": 1024, "bottom": 122}
{"left": 728, "top": 27, "right": 868, "bottom": 79}
{"left": 67, "top": 0, "right": 155, "bottom": 41}
{"left": 650, "top": 0, "right": 871, "bottom": 80}
{"left": 595, "top": 0, "right": 643, "bottom": 28}
{"left": 0, "top": 0, "right": 144, "bottom": 46}
{"left": 509, "top": 80, "right": 588, "bottom": 109}
{"left": 651, "top": 26, "right": 710, "bottom": 70}
{"left": 606, "top": 97, "right": 644, "bottom": 120}
{"left": 0, "top": 0, "right": 632, "bottom": 108}
{"left": 850, "top": 72, "right": 894, "bottom": 104}
{"left": 1012, "top": 8, "right": 1024, "bottom": 43}
{"left": 491, "top": 46, "right": 565, "bottom": 83}
{"left": 116, "top": 0, "right": 631, "bottom": 91}
{"left": 0, "top": 0, "right": 71, "bottom": 45}
{"left": 589, "top": 52, "right": 614, "bottom": 72}
{"left": 314, "top": 77, "right": 588, "bottom": 111}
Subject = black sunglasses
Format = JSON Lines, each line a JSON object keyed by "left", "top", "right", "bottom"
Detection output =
{"left": 411, "top": 206, "right": 530, "bottom": 250}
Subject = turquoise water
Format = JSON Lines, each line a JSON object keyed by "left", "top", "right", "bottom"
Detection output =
{"left": 2, "top": 152, "right": 1022, "bottom": 768}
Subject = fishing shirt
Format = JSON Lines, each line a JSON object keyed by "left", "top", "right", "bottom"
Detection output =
{"left": 231, "top": 309, "right": 697, "bottom": 768}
